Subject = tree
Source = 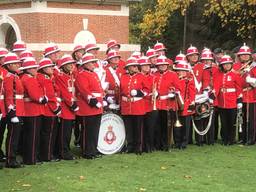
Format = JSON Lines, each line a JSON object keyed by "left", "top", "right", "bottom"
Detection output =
{"left": 203, "top": 0, "right": 256, "bottom": 47}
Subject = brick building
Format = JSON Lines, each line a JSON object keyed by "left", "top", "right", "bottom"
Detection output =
{"left": 0, "top": 0, "right": 140, "bottom": 60}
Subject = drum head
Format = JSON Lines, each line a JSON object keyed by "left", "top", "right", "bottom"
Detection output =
{"left": 97, "top": 113, "right": 126, "bottom": 155}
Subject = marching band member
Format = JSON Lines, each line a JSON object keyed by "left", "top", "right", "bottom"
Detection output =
{"left": 12, "top": 40, "right": 26, "bottom": 57}
{"left": 55, "top": 55, "right": 78, "bottom": 160}
{"left": 0, "top": 48, "right": 8, "bottom": 163}
{"left": 146, "top": 47, "right": 158, "bottom": 73}
{"left": 3, "top": 53, "right": 24, "bottom": 168}
{"left": 85, "top": 43, "right": 108, "bottom": 92}
{"left": 71, "top": 45, "right": 84, "bottom": 147}
{"left": 154, "top": 42, "right": 173, "bottom": 68}
{"left": 201, "top": 50, "right": 219, "bottom": 145}
{"left": 20, "top": 58, "right": 46, "bottom": 165}
{"left": 104, "top": 50, "right": 123, "bottom": 110}
{"left": 186, "top": 45, "right": 204, "bottom": 144}
{"left": 214, "top": 55, "right": 243, "bottom": 145}
{"left": 37, "top": 58, "right": 61, "bottom": 162}
{"left": 72, "top": 45, "right": 85, "bottom": 66}
{"left": 138, "top": 56, "right": 158, "bottom": 153}
{"left": 75, "top": 53, "right": 104, "bottom": 159}
{"left": 120, "top": 57, "right": 148, "bottom": 154}
{"left": 43, "top": 43, "right": 61, "bottom": 75}
{"left": 235, "top": 44, "right": 256, "bottom": 145}
{"left": 173, "top": 60, "right": 195, "bottom": 149}
{"left": 106, "top": 39, "right": 126, "bottom": 72}
{"left": 154, "top": 55, "right": 181, "bottom": 151}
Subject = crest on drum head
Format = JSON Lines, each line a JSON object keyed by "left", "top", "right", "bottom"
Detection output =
{"left": 194, "top": 94, "right": 211, "bottom": 120}
{"left": 104, "top": 125, "right": 116, "bottom": 145}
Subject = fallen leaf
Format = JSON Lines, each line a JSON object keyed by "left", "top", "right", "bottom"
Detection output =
{"left": 139, "top": 187, "right": 146, "bottom": 191}
{"left": 184, "top": 175, "right": 192, "bottom": 179}
{"left": 22, "top": 184, "right": 32, "bottom": 187}
{"left": 79, "top": 175, "right": 85, "bottom": 180}
{"left": 161, "top": 166, "right": 167, "bottom": 170}
{"left": 16, "top": 180, "right": 21, "bottom": 183}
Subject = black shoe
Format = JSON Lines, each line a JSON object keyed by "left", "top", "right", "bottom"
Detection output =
{"left": 6, "top": 161, "right": 23, "bottom": 168}
{"left": 82, "top": 155, "right": 94, "bottom": 160}
{"left": 63, "top": 153, "right": 76, "bottom": 160}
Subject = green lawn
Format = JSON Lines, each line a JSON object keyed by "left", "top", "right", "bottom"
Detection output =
{"left": 1, "top": 144, "right": 256, "bottom": 192}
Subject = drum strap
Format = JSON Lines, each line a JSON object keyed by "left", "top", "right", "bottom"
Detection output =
{"left": 109, "top": 66, "right": 120, "bottom": 87}
{"left": 192, "top": 108, "right": 213, "bottom": 136}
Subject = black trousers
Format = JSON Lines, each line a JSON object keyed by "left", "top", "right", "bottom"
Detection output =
{"left": 123, "top": 115, "right": 144, "bottom": 153}
{"left": 6, "top": 121, "right": 21, "bottom": 164}
{"left": 173, "top": 115, "right": 191, "bottom": 148}
{"left": 155, "top": 110, "right": 176, "bottom": 151}
{"left": 74, "top": 116, "right": 82, "bottom": 145}
{"left": 219, "top": 108, "right": 237, "bottom": 145}
{"left": 22, "top": 116, "right": 42, "bottom": 165}
{"left": 214, "top": 108, "right": 220, "bottom": 141}
{"left": 143, "top": 110, "right": 158, "bottom": 152}
{"left": 0, "top": 117, "right": 7, "bottom": 157}
{"left": 194, "top": 111, "right": 215, "bottom": 145}
{"left": 241, "top": 103, "right": 256, "bottom": 145}
{"left": 80, "top": 114, "right": 102, "bottom": 157}
{"left": 59, "top": 119, "right": 73, "bottom": 158}
{"left": 40, "top": 116, "right": 58, "bottom": 161}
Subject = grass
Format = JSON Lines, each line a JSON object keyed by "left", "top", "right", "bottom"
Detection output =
{"left": 1, "top": 144, "right": 256, "bottom": 192}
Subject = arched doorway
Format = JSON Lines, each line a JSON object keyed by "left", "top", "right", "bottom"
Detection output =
{"left": 0, "top": 15, "right": 21, "bottom": 49}
{"left": 1, "top": 23, "right": 17, "bottom": 50}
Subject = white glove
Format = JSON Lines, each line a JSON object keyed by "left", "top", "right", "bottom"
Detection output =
{"left": 96, "top": 102, "right": 102, "bottom": 108}
{"left": 103, "top": 100, "right": 108, "bottom": 107}
{"left": 109, "top": 104, "right": 120, "bottom": 110}
{"left": 130, "top": 89, "right": 137, "bottom": 97}
{"left": 11, "top": 117, "right": 19, "bottom": 123}
{"left": 107, "top": 96, "right": 115, "bottom": 104}
{"left": 168, "top": 92, "right": 175, "bottom": 98}
{"left": 237, "top": 103, "right": 243, "bottom": 109}
{"left": 0, "top": 113, "right": 2, "bottom": 121}
{"left": 246, "top": 76, "right": 256, "bottom": 87}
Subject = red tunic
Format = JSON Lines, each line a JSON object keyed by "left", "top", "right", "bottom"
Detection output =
{"left": 104, "top": 65, "right": 122, "bottom": 103}
{"left": 37, "top": 73, "right": 60, "bottom": 117}
{"left": 215, "top": 70, "right": 242, "bottom": 109}
{"left": 202, "top": 66, "right": 220, "bottom": 106}
{"left": 178, "top": 76, "right": 196, "bottom": 116}
{"left": 154, "top": 70, "right": 180, "bottom": 111}
{"left": 142, "top": 73, "right": 154, "bottom": 113}
{"left": 120, "top": 73, "right": 148, "bottom": 115}
{"left": 75, "top": 69, "right": 104, "bottom": 116}
{"left": 55, "top": 71, "right": 77, "bottom": 120}
{"left": 3, "top": 72, "right": 25, "bottom": 116}
{"left": 0, "top": 67, "right": 8, "bottom": 117}
{"left": 21, "top": 73, "right": 45, "bottom": 116}
{"left": 241, "top": 66, "right": 256, "bottom": 103}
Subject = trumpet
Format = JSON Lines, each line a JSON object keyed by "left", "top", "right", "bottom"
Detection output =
{"left": 174, "top": 94, "right": 182, "bottom": 128}
{"left": 152, "top": 81, "right": 157, "bottom": 111}
{"left": 236, "top": 60, "right": 253, "bottom": 75}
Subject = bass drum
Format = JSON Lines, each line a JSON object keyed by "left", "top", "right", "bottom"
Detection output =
{"left": 97, "top": 113, "right": 126, "bottom": 155}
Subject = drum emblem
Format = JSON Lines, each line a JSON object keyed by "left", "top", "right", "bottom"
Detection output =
{"left": 104, "top": 125, "right": 116, "bottom": 144}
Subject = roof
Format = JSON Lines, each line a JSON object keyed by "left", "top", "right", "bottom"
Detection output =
{"left": 0, "top": 0, "right": 141, "bottom": 4}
